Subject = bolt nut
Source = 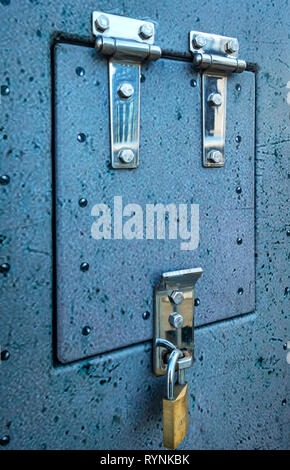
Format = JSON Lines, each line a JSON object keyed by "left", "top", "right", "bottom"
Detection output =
{"left": 226, "top": 38, "right": 239, "bottom": 54}
{"left": 193, "top": 34, "right": 207, "bottom": 49}
{"left": 139, "top": 23, "right": 153, "bottom": 40}
{"left": 118, "top": 82, "right": 134, "bottom": 99}
{"left": 169, "top": 290, "right": 184, "bottom": 305}
{"left": 95, "top": 14, "right": 110, "bottom": 32}
{"left": 208, "top": 92, "right": 222, "bottom": 107}
{"left": 168, "top": 312, "right": 184, "bottom": 329}
{"left": 208, "top": 150, "right": 223, "bottom": 163}
{"left": 119, "top": 149, "right": 135, "bottom": 164}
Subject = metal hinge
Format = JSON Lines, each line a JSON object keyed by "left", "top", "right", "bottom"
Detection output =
{"left": 189, "top": 31, "right": 246, "bottom": 167}
{"left": 92, "top": 12, "right": 161, "bottom": 169}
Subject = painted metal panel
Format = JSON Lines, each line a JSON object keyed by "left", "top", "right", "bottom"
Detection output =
{"left": 54, "top": 44, "right": 255, "bottom": 363}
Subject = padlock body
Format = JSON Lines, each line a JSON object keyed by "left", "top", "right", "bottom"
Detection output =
{"left": 163, "top": 383, "right": 189, "bottom": 449}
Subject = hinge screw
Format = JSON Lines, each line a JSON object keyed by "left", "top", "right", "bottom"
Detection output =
{"left": 119, "top": 149, "right": 135, "bottom": 164}
{"left": 226, "top": 39, "right": 239, "bottom": 54}
{"left": 95, "top": 14, "right": 110, "bottom": 32}
{"left": 168, "top": 312, "right": 184, "bottom": 329}
{"left": 208, "top": 150, "right": 222, "bottom": 163}
{"left": 208, "top": 92, "right": 222, "bottom": 107}
{"left": 139, "top": 23, "right": 153, "bottom": 40}
{"left": 118, "top": 82, "right": 134, "bottom": 99}
{"left": 193, "top": 34, "right": 207, "bottom": 49}
{"left": 169, "top": 290, "right": 184, "bottom": 305}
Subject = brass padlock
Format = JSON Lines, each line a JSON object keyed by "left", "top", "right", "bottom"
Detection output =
{"left": 163, "top": 349, "right": 189, "bottom": 449}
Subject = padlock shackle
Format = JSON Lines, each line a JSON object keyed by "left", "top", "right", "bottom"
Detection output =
{"left": 167, "top": 349, "right": 183, "bottom": 401}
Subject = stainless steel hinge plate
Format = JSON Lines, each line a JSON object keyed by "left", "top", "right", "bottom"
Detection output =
{"left": 92, "top": 12, "right": 161, "bottom": 169}
{"left": 189, "top": 31, "right": 246, "bottom": 167}
{"left": 153, "top": 268, "right": 203, "bottom": 376}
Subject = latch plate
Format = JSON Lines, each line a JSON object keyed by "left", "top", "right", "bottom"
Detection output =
{"left": 189, "top": 31, "right": 246, "bottom": 167}
{"left": 92, "top": 12, "right": 160, "bottom": 169}
{"left": 153, "top": 268, "right": 203, "bottom": 376}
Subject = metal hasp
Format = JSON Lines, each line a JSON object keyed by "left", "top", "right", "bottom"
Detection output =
{"left": 189, "top": 31, "right": 246, "bottom": 167}
{"left": 153, "top": 267, "right": 203, "bottom": 376}
{"left": 92, "top": 12, "right": 161, "bottom": 169}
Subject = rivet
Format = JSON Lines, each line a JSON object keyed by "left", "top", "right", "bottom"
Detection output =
{"left": 282, "top": 399, "right": 287, "bottom": 406}
{"left": 0, "top": 263, "right": 10, "bottom": 274}
{"left": 141, "top": 74, "right": 146, "bottom": 83}
{"left": 0, "top": 175, "right": 10, "bottom": 185}
{"left": 235, "top": 84, "right": 241, "bottom": 92}
{"left": 286, "top": 230, "right": 290, "bottom": 237}
{"left": 77, "top": 133, "right": 86, "bottom": 143}
{"left": 118, "top": 82, "right": 134, "bottom": 99}
{"left": 0, "top": 435, "right": 10, "bottom": 446}
{"left": 1, "top": 85, "right": 10, "bottom": 96}
{"left": 76, "top": 66, "right": 85, "bottom": 77}
{"left": 236, "top": 186, "right": 242, "bottom": 194}
{"left": 1, "top": 350, "right": 10, "bottom": 361}
{"left": 82, "top": 326, "right": 91, "bottom": 336}
{"left": 236, "top": 135, "right": 242, "bottom": 143}
{"left": 193, "top": 34, "right": 207, "bottom": 49}
{"left": 80, "top": 262, "right": 89, "bottom": 272}
{"left": 139, "top": 23, "right": 153, "bottom": 40}
{"left": 142, "top": 311, "right": 150, "bottom": 320}
{"left": 95, "top": 14, "right": 110, "bottom": 32}
{"left": 190, "top": 79, "right": 197, "bottom": 88}
{"left": 194, "top": 298, "right": 200, "bottom": 307}
{"left": 237, "top": 287, "right": 244, "bottom": 295}
{"left": 283, "top": 343, "right": 288, "bottom": 350}
{"left": 119, "top": 149, "right": 134, "bottom": 164}
{"left": 237, "top": 237, "right": 243, "bottom": 245}
{"left": 78, "top": 198, "right": 88, "bottom": 208}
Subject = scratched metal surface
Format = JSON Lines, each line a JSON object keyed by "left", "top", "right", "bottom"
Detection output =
{"left": 54, "top": 44, "right": 255, "bottom": 363}
{"left": 0, "top": 0, "right": 289, "bottom": 450}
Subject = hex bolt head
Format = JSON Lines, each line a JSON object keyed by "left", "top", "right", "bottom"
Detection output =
{"left": 208, "top": 92, "right": 222, "bottom": 107}
{"left": 119, "top": 149, "right": 135, "bottom": 164}
{"left": 118, "top": 82, "right": 134, "bottom": 99}
{"left": 168, "top": 312, "right": 184, "bottom": 329}
{"left": 226, "top": 38, "right": 239, "bottom": 54}
{"left": 193, "top": 34, "right": 207, "bottom": 49}
{"left": 95, "top": 14, "right": 110, "bottom": 32}
{"left": 139, "top": 23, "right": 153, "bottom": 40}
{"left": 168, "top": 290, "right": 184, "bottom": 305}
{"left": 208, "top": 150, "right": 223, "bottom": 163}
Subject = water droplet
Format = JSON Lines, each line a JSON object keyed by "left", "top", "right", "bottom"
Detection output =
{"left": 0, "top": 263, "right": 10, "bottom": 274}
{"left": 78, "top": 198, "right": 88, "bottom": 207}
{"left": 80, "top": 262, "right": 89, "bottom": 272}
{"left": 194, "top": 298, "right": 200, "bottom": 306}
{"left": 282, "top": 399, "right": 287, "bottom": 406}
{"left": 76, "top": 66, "right": 85, "bottom": 77}
{"left": 1, "top": 85, "right": 10, "bottom": 96}
{"left": 1, "top": 350, "right": 10, "bottom": 361}
{"left": 77, "top": 133, "right": 86, "bottom": 143}
{"left": 235, "top": 84, "right": 241, "bottom": 92}
{"left": 283, "top": 343, "right": 288, "bottom": 350}
{"left": 190, "top": 79, "right": 197, "bottom": 88}
{"left": 142, "top": 311, "right": 150, "bottom": 320}
{"left": 236, "top": 186, "right": 242, "bottom": 194}
{"left": 237, "top": 287, "right": 244, "bottom": 295}
{"left": 0, "top": 435, "right": 10, "bottom": 446}
{"left": 141, "top": 74, "right": 146, "bottom": 83}
{"left": 286, "top": 229, "right": 290, "bottom": 237}
{"left": 284, "top": 287, "right": 289, "bottom": 297}
{"left": 237, "top": 237, "right": 243, "bottom": 245}
{"left": 82, "top": 326, "right": 91, "bottom": 336}
{"left": 236, "top": 135, "right": 242, "bottom": 143}
{"left": 0, "top": 175, "right": 10, "bottom": 185}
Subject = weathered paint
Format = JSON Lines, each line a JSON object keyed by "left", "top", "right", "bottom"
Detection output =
{"left": 0, "top": 0, "right": 289, "bottom": 450}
